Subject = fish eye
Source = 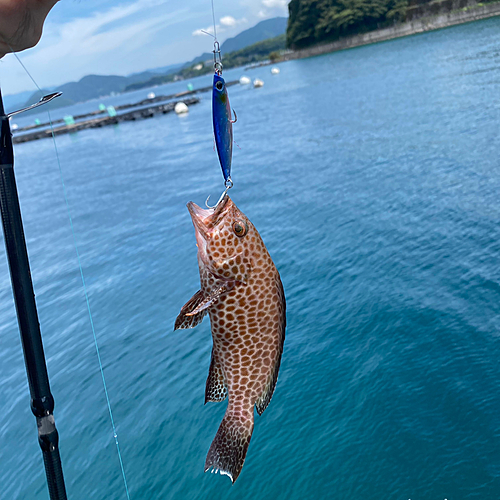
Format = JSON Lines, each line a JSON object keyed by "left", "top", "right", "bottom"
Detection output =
{"left": 232, "top": 220, "right": 247, "bottom": 237}
{"left": 215, "top": 81, "right": 224, "bottom": 91}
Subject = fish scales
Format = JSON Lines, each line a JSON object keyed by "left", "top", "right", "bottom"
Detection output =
{"left": 175, "top": 195, "right": 286, "bottom": 482}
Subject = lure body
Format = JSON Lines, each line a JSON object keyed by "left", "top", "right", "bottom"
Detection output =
{"left": 212, "top": 73, "right": 233, "bottom": 183}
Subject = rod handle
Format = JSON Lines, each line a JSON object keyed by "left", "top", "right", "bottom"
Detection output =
{"left": 39, "top": 420, "right": 67, "bottom": 500}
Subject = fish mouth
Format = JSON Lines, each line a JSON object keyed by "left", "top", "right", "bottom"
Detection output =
{"left": 187, "top": 195, "right": 231, "bottom": 262}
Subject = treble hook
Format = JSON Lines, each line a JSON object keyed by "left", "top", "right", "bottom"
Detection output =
{"left": 205, "top": 178, "right": 233, "bottom": 209}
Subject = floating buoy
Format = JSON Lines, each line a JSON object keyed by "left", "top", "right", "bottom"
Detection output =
{"left": 271, "top": 67, "right": 280, "bottom": 74}
{"left": 11, "top": 123, "right": 19, "bottom": 130}
{"left": 63, "top": 115, "right": 75, "bottom": 125}
{"left": 147, "top": 92, "right": 156, "bottom": 99}
{"left": 253, "top": 78, "right": 264, "bottom": 88}
{"left": 239, "top": 76, "right": 251, "bottom": 85}
{"left": 175, "top": 102, "right": 189, "bottom": 115}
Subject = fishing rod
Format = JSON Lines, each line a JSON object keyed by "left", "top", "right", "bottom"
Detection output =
{"left": 0, "top": 86, "right": 67, "bottom": 500}
{"left": 2, "top": 46, "right": 131, "bottom": 499}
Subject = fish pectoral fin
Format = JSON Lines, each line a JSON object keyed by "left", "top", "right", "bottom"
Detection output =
{"left": 175, "top": 282, "right": 237, "bottom": 330}
{"left": 205, "top": 348, "right": 227, "bottom": 403}
{"left": 187, "top": 281, "right": 237, "bottom": 317}
{"left": 174, "top": 290, "right": 208, "bottom": 330}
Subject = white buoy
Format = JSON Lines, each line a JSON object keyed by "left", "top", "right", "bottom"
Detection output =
{"left": 11, "top": 123, "right": 19, "bottom": 130}
{"left": 175, "top": 102, "right": 189, "bottom": 115}
{"left": 271, "top": 67, "right": 280, "bottom": 74}
{"left": 253, "top": 78, "right": 264, "bottom": 88}
{"left": 239, "top": 76, "right": 251, "bottom": 85}
{"left": 147, "top": 92, "right": 156, "bottom": 99}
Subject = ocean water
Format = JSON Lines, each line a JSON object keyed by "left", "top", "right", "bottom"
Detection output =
{"left": 1, "top": 17, "right": 500, "bottom": 500}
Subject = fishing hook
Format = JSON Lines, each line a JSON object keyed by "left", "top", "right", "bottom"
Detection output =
{"left": 205, "top": 178, "right": 233, "bottom": 209}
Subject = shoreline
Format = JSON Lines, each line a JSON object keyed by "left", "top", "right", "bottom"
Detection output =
{"left": 280, "top": 2, "right": 500, "bottom": 62}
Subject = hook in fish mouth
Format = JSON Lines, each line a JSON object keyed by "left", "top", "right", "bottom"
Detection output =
{"left": 187, "top": 195, "right": 231, "bottom": 265}
{"left": 205, "top": 178, "right": 233, "bottom": 210}
{"left": 188, "top": 194, "right": 229, "bottom": 225}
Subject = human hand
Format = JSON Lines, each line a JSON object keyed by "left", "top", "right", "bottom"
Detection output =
{"left": 0, "top": 0, "right": 59, "bottom": 58}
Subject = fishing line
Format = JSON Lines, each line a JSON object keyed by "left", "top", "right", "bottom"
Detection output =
{"left": 6, "top": 46, "right": 131, "bottom": 500}
{"left": 210, "top": 0, "right": 218, "bottom": 42}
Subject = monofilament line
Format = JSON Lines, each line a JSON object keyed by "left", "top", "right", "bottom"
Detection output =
{"left": 211, "top": 0, "right": 218, "bottom": 41}
{"left": 8, "top": 48, "right": 131, "bottom": 500}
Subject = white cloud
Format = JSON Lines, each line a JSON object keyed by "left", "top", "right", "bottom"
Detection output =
{"left": 257, "top": 0, "right": 289, "bottom": 19}
{"left": 262, "top": 0, "right": 288, "bottom": 8}
{"left": 220, "top": 16, "right": 236, "bottom": 27}
{"left": 1, "top": 0, "right": 191, "bottom": 93}
{"left": 192, "top": 15, "right": 247, "bottom": 37}
{"left": 192, "top": 25, "right": 216, "bottom": 37}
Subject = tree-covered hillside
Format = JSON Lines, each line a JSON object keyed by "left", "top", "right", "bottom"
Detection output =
{"left": 286, "top": 0, "right": 487, "bottom": 49}
{"left": 125, "top": 35, "right": 286, "bottom": 91}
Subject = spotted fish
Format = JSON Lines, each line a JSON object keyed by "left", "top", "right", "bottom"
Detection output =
{"left": 175, "top": 195, "right": 286, "bottom": 482}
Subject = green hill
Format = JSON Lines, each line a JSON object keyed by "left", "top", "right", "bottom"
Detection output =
{"left": 286, "top": 0, "right": 493, "bottom": 49}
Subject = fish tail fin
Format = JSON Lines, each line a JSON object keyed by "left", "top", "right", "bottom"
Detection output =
{"left": 204, "top": 405, "right": 254, "bottom": 483}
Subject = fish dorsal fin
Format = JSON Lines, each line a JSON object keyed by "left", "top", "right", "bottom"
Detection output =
{"left": 174, "top": 290, "right": 208, "bottom": 330}
{"left": 255, "top": 278, "right": 286, "bottom": 415}
{"left": 205, "top": 348, "right": 227, "bottom": 403}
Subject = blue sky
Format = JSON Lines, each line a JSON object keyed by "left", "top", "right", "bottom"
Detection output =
{"left": 0, "top": 0, "right": 288, "bottom": 95}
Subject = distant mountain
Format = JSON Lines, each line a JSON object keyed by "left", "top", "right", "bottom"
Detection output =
{"left": 221, "top": 17, "right": 288, "bottom": 53}
{"left": 3, "top": 90, "right": 36, "bottom": 113}
{"left": 22, "top": 74, "right": 130, "bottom": 109}
{"left": 145, "top": 62, "right": 184, "bottom": 74}
{"left": 187, "top": 52, "right": 213, "bottom": 66}
{"left": 10, "top": 16, "right": 288, "bottom": 111}
{"left": 178, "top": 17, "right": 288, "bottom": 70}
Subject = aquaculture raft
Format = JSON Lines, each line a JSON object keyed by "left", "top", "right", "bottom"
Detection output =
{"left": 12, "top": 80, "right": 239, "bottom": 144}
{"left": 13, "top": 97, "right": 200, "bottom": 143}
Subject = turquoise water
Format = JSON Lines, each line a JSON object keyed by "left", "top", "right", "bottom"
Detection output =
{"left": 1, "top": 17, "right": 500, "bottom": 500}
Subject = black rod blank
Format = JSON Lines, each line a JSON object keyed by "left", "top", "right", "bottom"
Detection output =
{"left": 0, "top": 88, "right": 67, "bottom": 500}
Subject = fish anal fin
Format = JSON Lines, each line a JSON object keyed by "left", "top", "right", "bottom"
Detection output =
{"left": 205, "top": 348, "right": 227, "bottom": 403}
{"left": 174, "top": 290, "right": 207, "bottom": 330}
{"left": 204, "top": 406, "right": 254, "bottom": 483}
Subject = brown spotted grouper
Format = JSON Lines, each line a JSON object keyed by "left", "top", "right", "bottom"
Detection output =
{"left": 175, "top": 195, "right": 286, "bottom": 482}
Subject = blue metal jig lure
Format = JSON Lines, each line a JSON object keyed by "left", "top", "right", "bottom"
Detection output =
{"left": 212, "top": 41, "right": 236, "bottom": 187}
